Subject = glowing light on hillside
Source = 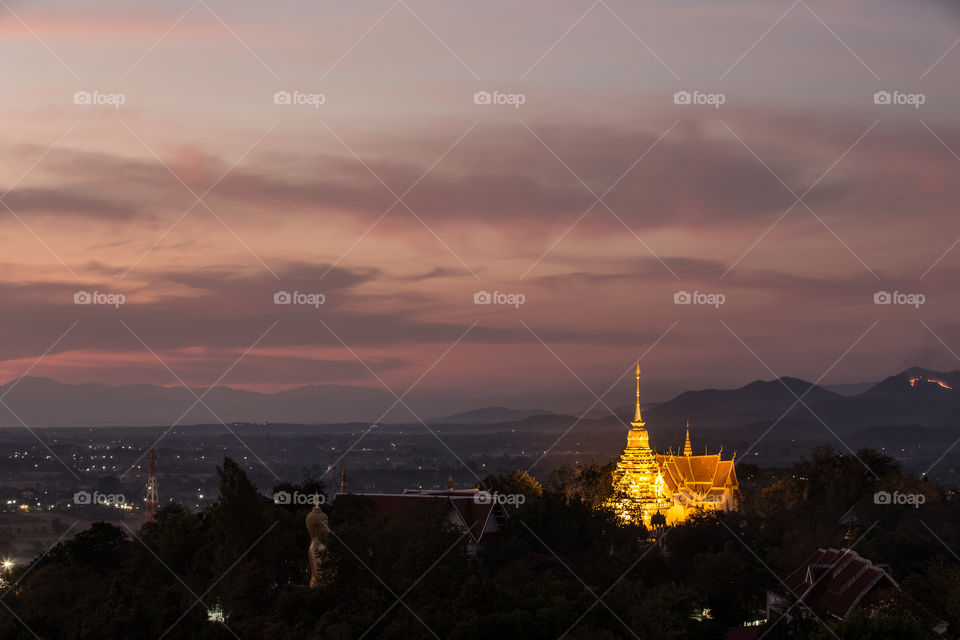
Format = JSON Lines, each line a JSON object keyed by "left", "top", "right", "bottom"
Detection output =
{"left": 908, "top": 376, "right": 952, "bottom": 390}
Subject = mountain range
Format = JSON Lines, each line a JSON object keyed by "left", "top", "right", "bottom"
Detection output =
{"left": 604, "top": 367, "right": 960, "bottom": 436}
{"left": 0, "top": 367, "right": 957, "bottom": 430}
{"left": 0, "top": 377, "right": 398, "bottom": 427}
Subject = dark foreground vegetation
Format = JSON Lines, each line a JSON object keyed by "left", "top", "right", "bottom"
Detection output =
{"left": 0, "top": 447, "right": 956, "bottom": 639}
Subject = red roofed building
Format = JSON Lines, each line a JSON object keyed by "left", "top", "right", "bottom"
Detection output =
{"left": 767, "top": 548, "right": 948, "bottom": 634}
{"left": 335, "top": 472, "right": 509, "bottom": 553}
{"left": 768, "top": 548, "right": 899, "bottom": 621}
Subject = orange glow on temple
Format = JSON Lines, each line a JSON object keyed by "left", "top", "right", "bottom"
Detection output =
{"left": 607, "top": 369, "right": 741, "bottom": 528}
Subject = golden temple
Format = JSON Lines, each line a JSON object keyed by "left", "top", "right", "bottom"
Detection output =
{"left": 608, "top": 365, "right": 741, "bottom": 528}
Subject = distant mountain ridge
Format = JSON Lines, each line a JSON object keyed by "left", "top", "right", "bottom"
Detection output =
{"left": 643, "top": 376, "right": 842, "bottom": 428}
{"left": 0, "top": 377, "right": 399, "bottom": 427}
{"left": 822, "top": 381, "right": 877, "bottom": 396}
{"left": 617, "top": 367, "right": 960, "bottom": 434}
{"left": 1, "top": 367, "right": 957, "bottom": 429}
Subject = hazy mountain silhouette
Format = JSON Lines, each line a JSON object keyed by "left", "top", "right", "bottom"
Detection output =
{"left": 822, "top": 381, "right": 877, "bottom": 396}
{"left": 605, "top": 367, "right": 960, "bottom": 433}
{"left": 0, "top": 377, "right": 398, "bottom": 427}
{"left": 1, "top": 367, "right": 957, "bottom": 428}
{"left": 642, "top": 376, "right": 842, "bottom": 428}
{"left": 821, "top": 366, "right": 960, "bottom": 429}
{"left": 861, "top": 366, "right": 960, "bottom": 398}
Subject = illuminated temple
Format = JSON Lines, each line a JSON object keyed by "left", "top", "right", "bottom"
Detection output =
{"left": 608, "top": 365, "right": 741, "bottom": 528}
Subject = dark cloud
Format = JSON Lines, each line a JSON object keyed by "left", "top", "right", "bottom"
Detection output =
{"left": 399, "top": 266, "right": 467, "bottom": 281}
{"left": 0, "top": 187, "right": 141, "bottom": 220}
{"left": 7, "top": 112, "right": 957, "bottom": 241}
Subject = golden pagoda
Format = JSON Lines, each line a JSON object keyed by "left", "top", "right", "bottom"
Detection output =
{"left": 608, "top": 366, "right": 741, "bottom": 528}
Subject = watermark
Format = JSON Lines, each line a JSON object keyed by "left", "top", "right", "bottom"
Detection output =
{"left": 674, "top": 90, "right": 725, "bottom": 108}
{"left": 273, "top": 491, "right": 325, "bottom": 506}
{"left": 873, "top": 90, "right": 925, "bottom": 109}
{"left": 274, "top": 290, "right": 325, "bottom": 308}
{"left": 874, "top": 490, "right": 925, "bottom": 508}
{"left": 473, "top": 90, "right": 526, "bottom": 109}
{"left": 673, "top": 492, "right": 730, "bottom": 508}
{"left": 674, "top": 290, "right": 725, "bottom": 308}
{"left": 273, "top": 90, "right": 326, "bottom": 109}
{"left": 474, "top": 492, "right": 525, "bottom": 506}
{"left": 473, "top": 290, "right": 525, "bottom": 308}
{"left": 873, "top": 290, "right": 924, "bottom": 308}
{"left": 74, "top": 290, "right": 125, "bottom": 308}
{"left": 73, "top": 491, "right": 126, "bottom": 506}
{"left": 73, "top": 90, "right": 126, "bottom": 109}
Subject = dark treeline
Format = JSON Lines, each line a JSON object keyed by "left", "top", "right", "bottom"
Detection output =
{"left": 0, "top": 447, "right": 957, "bottom": 639}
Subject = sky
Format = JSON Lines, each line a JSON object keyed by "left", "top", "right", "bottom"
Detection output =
{"left": 2, "top": 0, "right": 960, "bottom": 416}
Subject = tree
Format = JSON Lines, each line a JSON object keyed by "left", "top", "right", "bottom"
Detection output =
{"left": 482, "top": 470, "right": 543, "bottom": 500}
{"left": 814, "top": 608, "right": 937, "bottom": 640}
{"left": 546, "top": 461, "right": 614, "bottom": 509}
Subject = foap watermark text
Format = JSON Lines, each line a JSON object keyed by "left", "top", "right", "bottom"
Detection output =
{"left": 874, "top": 291, "right": 924, "bottom": 308}
{"left": 874, "top": 490, "right": 925, "bottom": 508}
{"left": 873, "top": 90, "right": 925, "bottom": 109}
{"left": 73, "top": 90, "right": 125, "bottom": 109}
{"left": 674, "top": 290, "right": 725, "bottom": 308}
{"left": 74, "top": 491, "right": 126, "bottom": 506}
{"left": 674, "top": 90, "right": 725, "bottom": 108}
{"left": 273, "top": 491, "right": 325, "bottom": 505}
{"left": 474, "top": 290, "right": 525, "bottom": 308}
{"left": 274, "top": 291, "right": 325, "bottom": 308}
{"left": 474, "top": 90, "right": 526, "bottom": 109}
{"left": 74, "top": 291, "right": 125, "bottom": 308}
{"left": 274, "top": 90, "right": 326, "bottom": 109}
{"left": 474, "top": 492, "right": 525, "bottom": 506}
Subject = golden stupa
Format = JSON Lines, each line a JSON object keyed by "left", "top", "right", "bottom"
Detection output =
{"left": 607, "top": 365, "right": 741, "bottom": 528}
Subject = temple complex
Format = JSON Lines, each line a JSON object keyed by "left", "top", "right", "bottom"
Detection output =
{"left": 608, "top": 365, "right": 741, "bottom": 528}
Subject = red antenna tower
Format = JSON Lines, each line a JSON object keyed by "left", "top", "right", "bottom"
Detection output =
{"left": 145, "top": 449, "right": 158, "bottom": 523}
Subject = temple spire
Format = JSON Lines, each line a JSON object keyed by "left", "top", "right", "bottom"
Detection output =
{"left": 632, "top": 363, "right": 645, "bottom": 426}
{"left": 683, "top": 420, "right": 692, "bottom": 457}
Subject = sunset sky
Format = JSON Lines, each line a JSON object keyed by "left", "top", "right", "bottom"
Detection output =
{"left": 3, "top": 0, "right": 960, "bottom": 415}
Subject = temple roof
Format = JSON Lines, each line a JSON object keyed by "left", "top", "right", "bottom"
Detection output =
{"left": 656, "top": 453, "right": 740, "bottom": 495}
{"left": 781, "top": 548, "right": 899, "bottom": 619}
{"left": 341, "top": 491, "right": 508, "bottom": 544}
